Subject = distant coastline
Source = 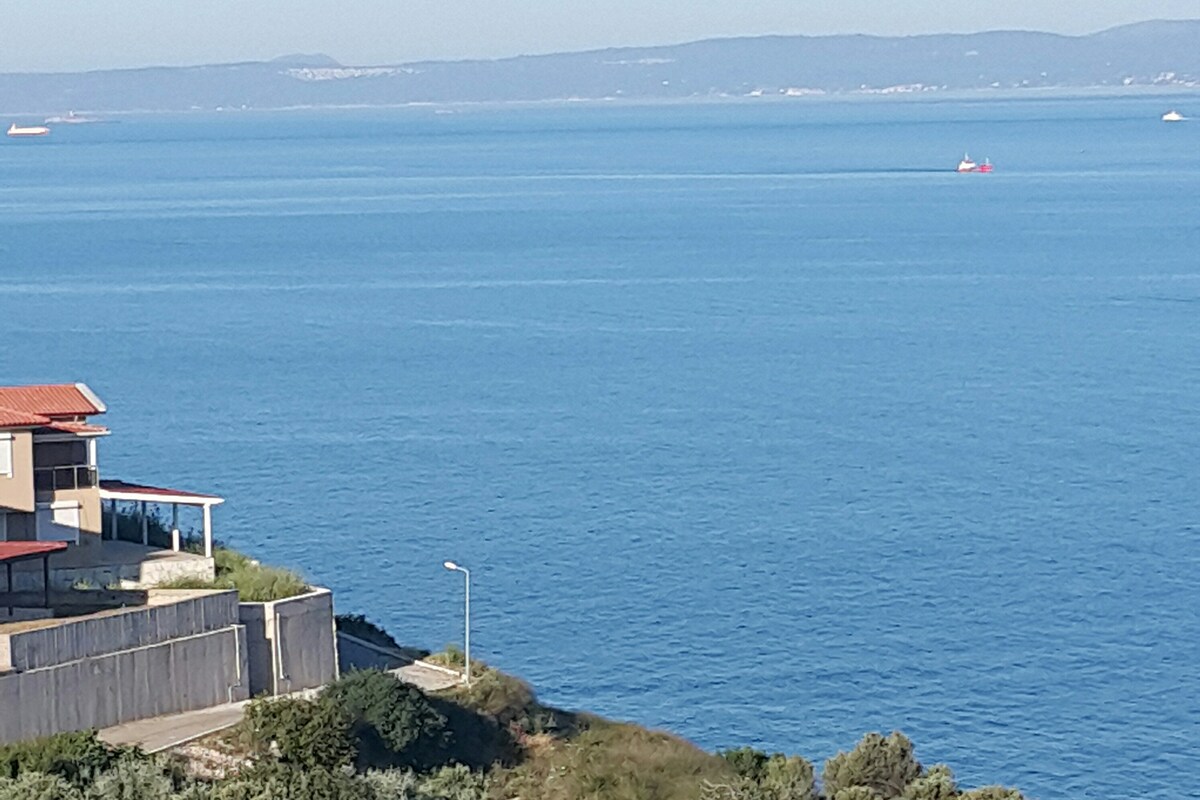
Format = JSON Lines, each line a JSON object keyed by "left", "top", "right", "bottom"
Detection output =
{"left": 1, "top": 20, "right": 1198, "bottom": 116}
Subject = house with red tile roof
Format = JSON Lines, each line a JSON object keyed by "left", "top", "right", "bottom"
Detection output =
{"left": 0, "top": 383, "right": 221, "bottom": 591}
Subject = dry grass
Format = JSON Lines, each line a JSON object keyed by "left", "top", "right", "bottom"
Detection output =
{"left": 157, "top": 548, "right": 309, "bottom": 602}
{"left": 490, "top": 719, "right": 735, "bottom": 800}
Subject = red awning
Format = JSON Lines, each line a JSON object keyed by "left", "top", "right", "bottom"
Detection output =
{"left": 99, "top": 480, "right": 224, "bottom": 506}
{"left": 0, "top": 542, "right": 69, "bottom": 564}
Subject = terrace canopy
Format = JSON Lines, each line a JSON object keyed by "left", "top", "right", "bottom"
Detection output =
{"left": 0, "top": 541, "right": 68, "bottom": 608}
{"left": 98, "top": 480, "right": 225, "bottom": 558}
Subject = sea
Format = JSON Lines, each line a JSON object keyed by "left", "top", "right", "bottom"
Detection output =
{"left": 2, "top": 95, "right": 1198, "bottom": 798}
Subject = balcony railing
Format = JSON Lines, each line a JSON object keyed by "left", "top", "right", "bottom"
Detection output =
{"left": 34, "top": 465, "right": 99, "bottom": 492}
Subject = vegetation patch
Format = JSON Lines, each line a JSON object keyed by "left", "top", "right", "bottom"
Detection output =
{"left": 158, "top": 547, "right": 309, "bottom": 602}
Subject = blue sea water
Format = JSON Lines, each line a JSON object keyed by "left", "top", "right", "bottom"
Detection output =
{"left": 2, "top": 96, "right": 1199, "bottom": 797}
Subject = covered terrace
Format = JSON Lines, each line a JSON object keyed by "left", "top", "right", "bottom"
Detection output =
{"left": 99, "top": 480, "right": 225, "bottom": 558}
{"left": 1, "top": 542, "right": 67, "bottom": 611}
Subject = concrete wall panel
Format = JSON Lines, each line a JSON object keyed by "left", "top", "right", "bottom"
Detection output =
{"left": 0, "top": 590, "right": 239, "bottom": 672}
{"left": 0, "top": 625, "right": 249, "bottom": 745}
{"left": 239, "top": 588, "right": 338, "bottom": 697}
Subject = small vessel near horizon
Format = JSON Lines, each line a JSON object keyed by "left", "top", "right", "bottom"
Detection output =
{"left": 1162, "top": 110, "right": 1185, "bottom": 122}
{"left": 956, "top": 154, "right": 992, "bottom": 173}
{"left": 44, "top": 111, "right": 99, "bottom": 125}
{"left": 7, "top": 123, "right": 50, "bottom": 137}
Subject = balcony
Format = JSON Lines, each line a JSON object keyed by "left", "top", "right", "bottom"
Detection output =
{"left": 34, "top": 465, "right": 99, "bottom": 493}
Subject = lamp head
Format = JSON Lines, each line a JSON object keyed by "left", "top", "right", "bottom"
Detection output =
{"left": 443, "top": 561, "right": 459, "bottom": 571}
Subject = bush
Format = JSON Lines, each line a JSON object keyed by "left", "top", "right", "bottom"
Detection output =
{"left": 0, "top": 770, "right": 83, "bottom": 800}
{"left": 823, "top": 733, "right": 922, "bottom": 800}
{"left": 832, "top": 788, "right": 881, "bottom": 800}
{"left": 212, "top": 763, "right": 372, "bottom": 800}
{"left": 418, "top": 764, "right": 489, "bottom": 800}
{"left": 243, "top": 697, "right": 356, "bottom": 770}
{"left": 362, "top": 769, "right": 421, "bottom": 800}
{"left": 959, "top": 788, "right": 1025, "bottom": 800}
{"left": 760, "top": 754, "right": 816, "bottom": 800}
{"left": 322, "top": 671, "right": 448, "bottom": 770}
{"left": 721, "top": 748, "right": 770, "bottom": 782}
{"left": 0, "top": 732, "right": 130, "bottom": 785}
{"left": 450, "top": 669, "right": 536, "bottom": 730}
{"left": 901, "top": 765, "right": 958, "bottom": 800}
{"left": 86, "top": 756, "right": 179, "bottom": 799}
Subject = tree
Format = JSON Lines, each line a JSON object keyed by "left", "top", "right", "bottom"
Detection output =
{"left": 322, "top": 670, "right": 448, "bottom": 769}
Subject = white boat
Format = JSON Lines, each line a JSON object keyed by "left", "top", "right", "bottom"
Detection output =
{"left": 956, "top": 154, "right": 977, "bottom": 173}
{"left": 1162, "top": 110, "right": 1185, "bottom": 122}
{"left": 44, "top": 111, "right": 97, "bottom": 125}
{"left": 7, "top": 123, "right": 50, "bottom": 137}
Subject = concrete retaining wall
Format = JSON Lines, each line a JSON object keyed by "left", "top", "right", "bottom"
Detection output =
{"left": 7, "top": 555, "right": 216, "bottom": 592}
{"left": 0, "top": 624, "right": 250, "bottom": 745}
{"left": 239, "top": 588, "right": 338, "bottom": 697}
{"left": 0, "top": 590, "right": 239, "bottom": 672}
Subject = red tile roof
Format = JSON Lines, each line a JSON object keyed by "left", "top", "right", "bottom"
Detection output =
{"left": 0, "top": 384, "right": 105, "bottom": 418}
{"left": 0, "top": 408, "right": 50, "bottom": 428}
{"left": 0, "top": 542, "right": 69, "bottom": 564}
{"left": 0, "top": 383, "right": 106, "bottom": 430}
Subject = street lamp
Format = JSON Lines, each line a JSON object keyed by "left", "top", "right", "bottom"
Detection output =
{"left": 442, "top": 560, "right": 471, "bottom": 686}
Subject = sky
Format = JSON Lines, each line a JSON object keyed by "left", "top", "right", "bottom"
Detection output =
{"left": 1, "top": 0, "right": 1199, "bottom": 73}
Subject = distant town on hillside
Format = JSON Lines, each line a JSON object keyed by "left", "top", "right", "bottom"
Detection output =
{"left": 1, "top": 20, "right": 1198, "bottom": 114}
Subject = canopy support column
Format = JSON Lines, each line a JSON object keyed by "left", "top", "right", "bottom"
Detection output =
{"left": 202, "top": 504, "right": 213, "bottom": 559}
{"left": 139, "top": 501, "right": 149, "bottom": 546}
{"left": 171, "top": 504, "right": 181, "bottom": 552}
{"left": 108, "top": 499, "right": 119, "bottom": 541}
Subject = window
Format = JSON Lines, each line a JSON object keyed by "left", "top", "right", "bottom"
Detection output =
{"left": 0, "top": 433, "right": 12, "bottom": 478}
{"left": 36, "top": 502, "right": 80, "bottom": 543}
{"left": 0, "top": 513, "right": 7, "bottom": 542}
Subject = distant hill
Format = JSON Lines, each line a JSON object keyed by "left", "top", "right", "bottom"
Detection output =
{"left": 2, "top": 20, "right": 1198, "bottom": 114}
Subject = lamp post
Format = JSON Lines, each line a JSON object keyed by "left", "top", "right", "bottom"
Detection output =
{"left": 442, "top": 560, "right": 471, "bottom": 686}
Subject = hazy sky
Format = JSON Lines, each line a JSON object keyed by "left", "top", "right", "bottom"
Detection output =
{"left": 2, "top": 0, "right": 1199, "bottom": 73}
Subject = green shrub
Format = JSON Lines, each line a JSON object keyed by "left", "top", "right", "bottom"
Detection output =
{"left": 243, "top": 697, "right": 356, "bottom": 770}
{"left": 322, "top": 671, "right": 448, "bottom": 770}
{"left": 959, "top": 787, "right": 1025, "bottom": 800}
{"left": 0, "top": 732, "right": 130, "bottom": 785}
{"left": 212, "top": 763, "right": 372, "bottom": 800}
{"left": 833, "top": 788, "right": 881, "bottom": 800}
{"left": 362, "top": 769, "right": 420, "bottom": 800}
{"left": 0, "top": 770, "right": 83, "bottom": 800}
{"left": 449, "top": 669, "right": 536, "bottom": 729}
{"left": 715, "top": 749, "right": 815, "bottom": 800}
{"left": 417, "top": 764, "right": 488, "bottom": 800}
{"left": 720, "top": 748, "right": 770, "bottom": 782}
{"left": 900, "top": 765, "right": 958, "bottom": 800}
{"left": 760, "top": 754, "right": 816, "bottom": 800}
{"left": 823, "top": 733, "right": 922, "bottom": 800}
{"left": 86, "top": 756, "right": 178, "bottom": 800}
